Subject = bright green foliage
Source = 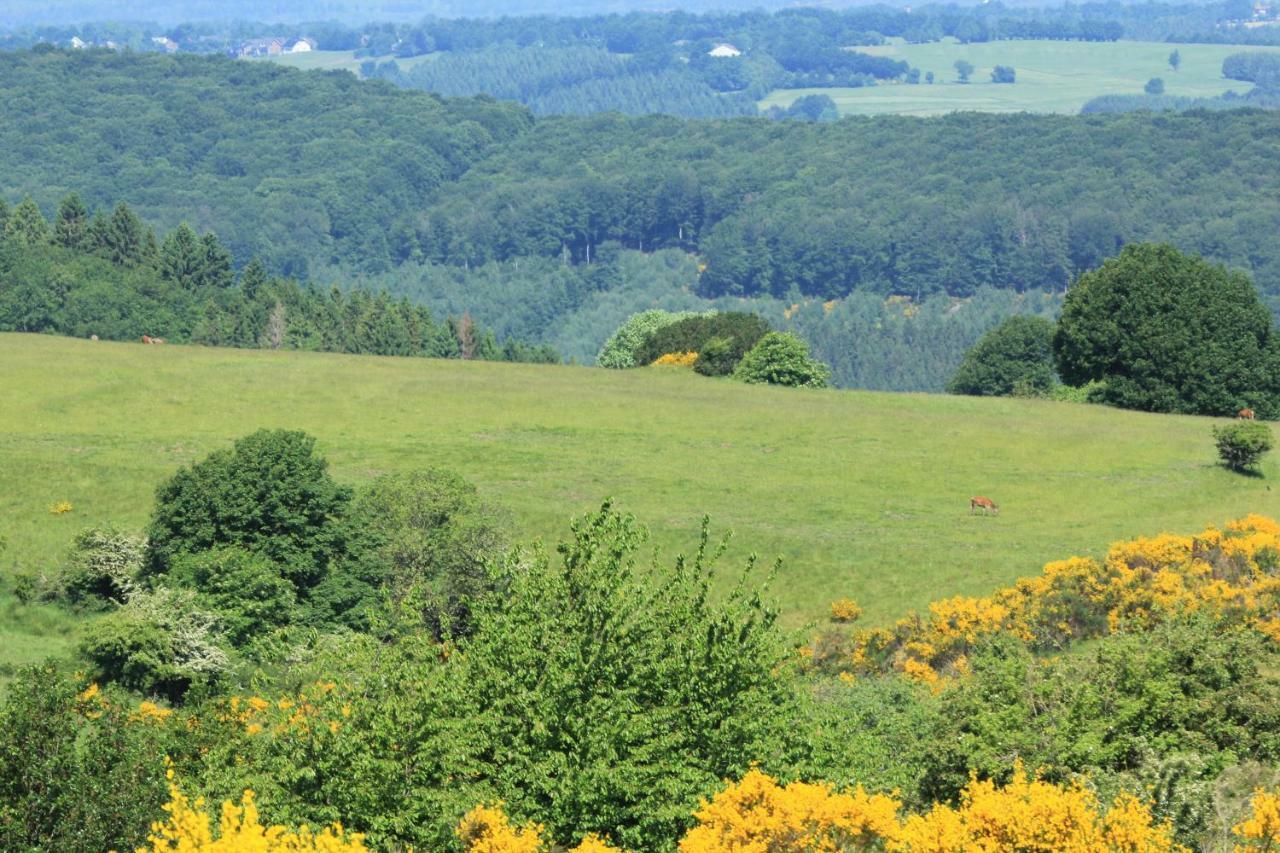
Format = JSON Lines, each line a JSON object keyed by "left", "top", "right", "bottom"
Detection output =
{"left": 633, "top": 311, "right": 771, "bottom": 376}
{"left": 923, "top": 619, "right": 1280, "bottom": 824}
{"left": 180, "top": 504, "right": 801, "bottom": 851}
{"left": 1054, "top": 243, "right": 1280, "bottom": 416}
{"left": 597, "top": 309, "right": 698, "bottom": 368}
{"left": 1214, "top": 420, "right": 1275, "bottom": 472}
{"left": 145, "top": 429, "right": 351, "bottom": 591}
{"left": 947, "top": 315, "right": 1056, "bottom": 397}
{"left": 734, "top": 331, "right": 830, "bottom": 388}
{"left": 0, "top": 665, "right": 170, "bottom": 852}
{"left": 329, "top": 469, "right": 507, "bottom": 634}
{"left": 175, "top": 547, "right": 297, "bottom": 645}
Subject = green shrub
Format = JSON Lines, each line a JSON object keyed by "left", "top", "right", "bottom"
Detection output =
{"left": 734, "top": 332, "right": 831, "bottom": 388}
{"left": 329, "top": 468, "right": 507, "bottom": 635}
{"left": 1213, "top": 420, "right": 1274, "bottom": 471}
{"left": 0, "top": 665, "right": 170, "bottom": 852}
{"left": 145, "top": 429, "right": 351, "bottom": 591}
{"left": 81, "top": 588, "right": 230, "bottom": 701}
{"left": 596, "top": 310, "right": 697, "bottom": 368}
{"left": 174, "top": 547, "right": 297, "bottom": 645}
{"left": 695, "top": 336, "right": 738, "bottom": 377}
{"left": 633, "top": 311, "right": 771, "bottom": 375}
{"left": 947, "top": 315, "right": 1056, "bottom": 397}
{"left": 1050, "top": 380, "right": 1107, "bottom": 404}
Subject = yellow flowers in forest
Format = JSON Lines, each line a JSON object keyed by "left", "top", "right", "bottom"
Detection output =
{"left": 822, "top": 514, "right": 1280, "bottom": 684}
{"left": 138, "top": 783, "right": 366, "bottom": 852}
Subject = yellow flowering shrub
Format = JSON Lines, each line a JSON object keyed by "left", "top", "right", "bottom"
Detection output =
{"left": 829, "top": 598, "right": 863, "bottom": 623}
{"left": 139, "top": 783, "right": 366, "bottom": 851}
{"left": 652, "top": 351, "right": 699, "bottom": 368}
{"left": 678, "top": 768, "right": 900, "bottom": 852}
{"left": 1234, "top": 788, "right": 1280, "bottom": 850}
{"left": 49, "top": 500, "right": 74, "bottom": 514}
{"left": 456, "top": 803, "right": 625, "bottom": 852}
{"left": 665, "top": 765, "right": 1181, "bottom": 853}
{"left": 828, "top": 516, "right": 1280, "bottom": 682}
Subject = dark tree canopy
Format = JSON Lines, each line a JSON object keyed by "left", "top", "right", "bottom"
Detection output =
{"left": 947, "top": 315, "right": 1056, "bottom": 397}
{"left": 1054, "top": 243, "right": 1280, "bottom": 416}
{"left": 145, "top": 429, "right": 352, "bottom": 590}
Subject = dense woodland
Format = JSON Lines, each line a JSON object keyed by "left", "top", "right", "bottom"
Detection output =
{"left": 0, "top": 195, "right": 557, "bottom": 363}
{"left": 10, "top": 49, "right": 1280, "bottom": 389}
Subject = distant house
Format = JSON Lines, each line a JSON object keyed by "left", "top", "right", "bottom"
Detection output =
{"left": 151, "top": 36, "right": 179, "bottom": 52}
{"left": 287, "top": 37, "right": 317, "bottom": 53}
{"left": 69, "top": 36, "right": 87, "bottom": 49}
{"left": 708, "top": 43, "right": 742, "bottom": 58}
{"left": 239, "top": 37, "right": 287, "bottom": 57}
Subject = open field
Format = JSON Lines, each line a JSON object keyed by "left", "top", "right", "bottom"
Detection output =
{"left": 761, "top": 38, "right": 1280, "bottom": 116}
{"left": 4, "top": 332, "right": 1279, "bottom": 677}
{"left": 249, "top": 49, "right": 437, "bottom": 75}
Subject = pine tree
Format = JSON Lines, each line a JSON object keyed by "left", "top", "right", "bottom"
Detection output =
{"left": 6, "top": 198, "right": 49, "bottom": 245}
{"left": 53, "top": 193, "right": 89, "bottom": 250}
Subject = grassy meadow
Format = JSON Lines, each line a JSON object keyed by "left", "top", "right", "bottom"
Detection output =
{"left": 761, "top": 38, "right": 1280, "bottom": 116}
{"left": 4, "top": 332, "right": 1279, "bottom": 679}
{"left": 250, "top": 49, "right": 437, "bottom": 75}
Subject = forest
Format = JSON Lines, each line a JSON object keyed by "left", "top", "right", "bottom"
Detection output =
{"left": 0, "top": 195, "right": 557, "bottom": 363}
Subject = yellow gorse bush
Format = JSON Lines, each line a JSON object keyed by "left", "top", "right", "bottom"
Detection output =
{"left": 829, "top": 598, "right": 863, "bottom": 623}
{"left": 455, "top": 804, "right": 624, "bottom": 852}
{"left": 826, "top": 515, "right": 1280, "bottom": 683}
{"left": 1234, "top": 788, "right": 1280, "bottom": 850}
{"left": 139, "top": 782, "right": 366, "bottom": 852}
{"left": 49, "top": 500, "right": 73, "bottom": 514}
{"left": 652, "top": 351, "right": 699, "bottom": 368}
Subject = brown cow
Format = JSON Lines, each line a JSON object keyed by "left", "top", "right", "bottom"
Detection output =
{"left": 141, "top": 335, "right": 153, "bottom": 344}
{"left": 1239, "top": 408, "right": 1256, "bottom": 420}
{"left": 970, "top": 496, "right": 999, "bottom": 516}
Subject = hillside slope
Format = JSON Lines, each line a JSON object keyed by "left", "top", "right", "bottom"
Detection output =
{"left": 3, "top": 333, "right": 1278, "bottom": 674}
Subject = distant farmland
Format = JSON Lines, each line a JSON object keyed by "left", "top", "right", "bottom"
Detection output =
{"left": 761, "top": 38, "right": 1280, "bottom": 116}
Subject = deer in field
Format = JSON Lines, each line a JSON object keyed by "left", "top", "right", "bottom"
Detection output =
{"left": 1239, "top": 408, "right": 1256, "bottom": 420}
{"left": 970, "top": 496, "right": 998, "bottom": 516}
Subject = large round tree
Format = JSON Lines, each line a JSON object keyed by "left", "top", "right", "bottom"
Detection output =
{"left": 1054, "top": 243, "right": 1280, "bottom": 416}
{"left": 948, "top": 315, "right": 1056, "bottom": 397}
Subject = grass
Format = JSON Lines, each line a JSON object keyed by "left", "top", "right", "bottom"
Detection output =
{"left": 248, "top": 50, "right": 437, "bottom": 75}
{"left": 760, "top": 38, "right": 1280, "bottom": 116}
{"left": 4, "top": 332, "right": 1280, "bottom": 678}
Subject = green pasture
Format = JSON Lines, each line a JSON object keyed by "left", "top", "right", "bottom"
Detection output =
{"left": 3, "top": 332, "right": 1278, "bottom": 678}
{"left": 249, "top": 49, "right": 436, "bottom": 75}
{"left": 761, "top": 38, "right": 1280, "bottom": 116}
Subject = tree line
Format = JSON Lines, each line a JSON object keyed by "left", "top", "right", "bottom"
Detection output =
{"left": 0, "top": 194, "right": 558, "bottom": 363}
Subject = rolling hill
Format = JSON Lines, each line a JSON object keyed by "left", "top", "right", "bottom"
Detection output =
{"left": 4, "top": 332, "right": 1278, "bottom": 680}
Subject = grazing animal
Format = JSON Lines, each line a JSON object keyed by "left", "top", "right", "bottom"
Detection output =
{"left": 152, "top": 337, "right": 166, "bottom": 345}
{"left": 89, "top": 334, "right": 98, "bottom": 341}
{"left": 1239, "top": 408, "right": 1256, "bottom": 420}
{"left": 970, "top": 496, "right": 999, "bottom": 516}
{"left": 141, "top": 335, "right": 153, "bottom": 344}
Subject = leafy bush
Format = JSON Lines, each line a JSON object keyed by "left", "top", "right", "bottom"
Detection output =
{"left": 58, "top": 527, "right": 144, "bottom": 607}
{"left": 146, "top": 429, "right": 352, "bottom": 591}
{"left": 734, "top": 332, "right": 830, "bottom": 388}
{"left": 947, "top": 315, "right": 1056, "bottom": 397}
{"left": 0, "top": 666, "right": 170, "bottom": 852}
{"left": 328, "top": 469, "right": 507, "bottom": 635}
{"left": 81, "top": 588, "right": 230, "bottom": 701}
{"left": 1054, "top": 243, "right": 1280, "bottom": 416}
{"left": 1214, "top": 420, "right": 1274, "bottom": 471}
{"left": 633, "top": 311, "right": 771, "bottom": 376}
{"left": 596, "top": 310, "right": 697, "bottom": 368}
{"left": 174, "top": 547, "right": 297, "bottom": 645}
